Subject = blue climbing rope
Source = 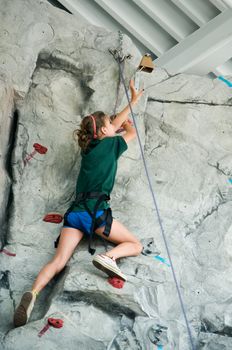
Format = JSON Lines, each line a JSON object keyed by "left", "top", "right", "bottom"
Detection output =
{"left": 115, "top": 56, "right": 196, "bottom": 350}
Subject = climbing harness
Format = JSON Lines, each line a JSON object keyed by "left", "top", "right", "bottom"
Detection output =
{"left": 109, "top": 32, "right": 196, "bottom": 350}
{"left": 54, "top": 192, "right": 113, "bottom": 255}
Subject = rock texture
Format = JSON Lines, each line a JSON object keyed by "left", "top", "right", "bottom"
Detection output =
{"left": 0, "top": 0, "right": 232, "bottom": 349}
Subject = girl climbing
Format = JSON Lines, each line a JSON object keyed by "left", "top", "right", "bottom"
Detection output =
{"left": 13, "top": 79, "right": 144, "bottom": 327}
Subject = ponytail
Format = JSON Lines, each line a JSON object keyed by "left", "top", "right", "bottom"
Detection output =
{"left": 74, "top": 111, "right": 106, "bottom": 151}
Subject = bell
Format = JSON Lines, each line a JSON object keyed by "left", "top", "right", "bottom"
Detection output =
{"left": 138, "top": 53, "right": 154, "bottom": 73}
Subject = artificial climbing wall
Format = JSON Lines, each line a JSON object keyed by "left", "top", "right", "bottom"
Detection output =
{"left": 0, "top": 1, "right": 232, "bottom": 349}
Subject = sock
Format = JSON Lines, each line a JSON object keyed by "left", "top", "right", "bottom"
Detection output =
{"left": 31, "top": 289, "right": 39, "bottom": 298}
{"left": 104, "top": 253, "right": 116, "bottom": 261}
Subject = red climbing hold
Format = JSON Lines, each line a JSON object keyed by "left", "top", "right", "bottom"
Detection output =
{"left": 33, "top": 143, "right": 48, "bottom": 155}
{"left": 108, "top": 277, "right": 125, "bottom": 289}
{"left": 23, "top": 142, "right": 48, "bottom": 166}
{"left": 38, "top": 318, "right": 64, "bottom": 337}
{"left": 48, "top": 318, "right": 64, "bottom": 328}
{"left": 43, "top": 213, "right": 63, "bottom": 224}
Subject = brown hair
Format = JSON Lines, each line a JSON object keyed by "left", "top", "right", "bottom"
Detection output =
{"left": 74, "top": 111, "right": 106, "bottom": 151}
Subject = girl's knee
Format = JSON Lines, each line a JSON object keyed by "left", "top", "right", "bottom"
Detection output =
{"left": 50, "top": 257, "right": 66, "bottom": 274}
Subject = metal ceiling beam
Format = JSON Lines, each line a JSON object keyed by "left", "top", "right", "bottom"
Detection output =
{"left": 214, "top": 58, "right": 232, "bottom": 76}
{"left": 154, "top": 8, "right": 232, "bottom": 75}
{"left": 57, "top": 0, "right": 152, "bottom": 55}
{"left": 57, "top": 0, "right": 232, "bottom": 76}
{"left": 93, "top": 0, "right": 177, "bottom": 56}
{"left": 170, "top": 0, "right": 220, "bottom": 26}
{"left": 132, "top": 0, "right": 198, "bottom": 41}
{"left": 57, "top": 0, "right": 116, "bottom": 28}
{"left": 209, "top": 0, "right": 228, "bottom": 11}
{"left": 222, "top": 0, "right": 232, "bottom": 7}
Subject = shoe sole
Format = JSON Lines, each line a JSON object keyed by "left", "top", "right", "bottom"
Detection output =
{"left": 13, "top": 292, "right": 34, "bottom": 327}
{"left": 92, "top": 258, "right": 127, "bottom": 281}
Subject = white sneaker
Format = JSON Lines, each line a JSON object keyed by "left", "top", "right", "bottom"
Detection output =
{"left": 13, "top": 291, "right": 36, "bottom": 327}
{"left": 92, "top": 254, "right": 127, "bottom": 281}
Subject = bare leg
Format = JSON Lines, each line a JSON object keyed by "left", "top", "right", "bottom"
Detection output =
{"left": 95, "top": 219, "right": 143, "bottom": 260}
{"left": 32, "top": 227, "right": 84, "bottom": 293}
{"left": 14, "top": 227, "right": 84, "bottom": 327}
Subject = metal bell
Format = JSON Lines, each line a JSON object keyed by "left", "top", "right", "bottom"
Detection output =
{"left": 138, "top": 53, "right": 154, "bottom": 73}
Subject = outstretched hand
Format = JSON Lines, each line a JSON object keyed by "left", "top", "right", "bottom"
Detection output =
{"left": 112, "top": 80, "right": 143, "bottom": 131}
{"left": 130, "top": 79, "right": 144, "bottom": 105}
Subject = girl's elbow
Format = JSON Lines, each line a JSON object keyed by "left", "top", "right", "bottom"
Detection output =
{"left": 132, "top": 129, "right": 137, "bottom": 139}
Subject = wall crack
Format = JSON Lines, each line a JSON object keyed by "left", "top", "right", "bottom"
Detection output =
{"left": 148, "top": 97, "right": 232, "bottom": 107}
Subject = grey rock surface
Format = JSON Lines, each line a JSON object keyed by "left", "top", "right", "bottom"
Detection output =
{"left": 0, "top": 0, "right": 232, "bottom": 349}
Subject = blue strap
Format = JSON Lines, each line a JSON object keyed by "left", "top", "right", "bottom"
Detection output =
{"left": 154, "top": 255, "right": 171, "bottom": 267}
{"left": 218, "top": 75, "right": 232, "bottom": 88}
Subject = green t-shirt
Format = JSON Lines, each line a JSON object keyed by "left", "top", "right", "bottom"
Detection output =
{"left": 71, "top": 135, "right": 128, "bottom": 212}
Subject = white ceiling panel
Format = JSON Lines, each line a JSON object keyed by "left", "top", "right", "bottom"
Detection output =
{"left": 57, "top": 0, "right": 232, "bottom": 76}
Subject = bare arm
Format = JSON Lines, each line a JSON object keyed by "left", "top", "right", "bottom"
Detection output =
{"left": 121, "top": 120, "right": 136, "bottom": 144}
{"left": 111, "top": 80, "right": 143, "bottom": 131}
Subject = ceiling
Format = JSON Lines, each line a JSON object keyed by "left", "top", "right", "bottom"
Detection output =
{"left": 53, "top": 0, "right": 232, "bottom": 76}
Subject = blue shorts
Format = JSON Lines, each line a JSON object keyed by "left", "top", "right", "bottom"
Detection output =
{"left": 63, "top": 210, "right": 106, "bottom": 236}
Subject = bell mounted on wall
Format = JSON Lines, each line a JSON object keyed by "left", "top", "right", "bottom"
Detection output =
{"left": 138, "top": 53, "right": 154, "bottom": 73}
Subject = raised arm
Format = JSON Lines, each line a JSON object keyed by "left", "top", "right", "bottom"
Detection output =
{"left": 121, "top": 119, "right": 136, "bottom": 144}
{"left": 111, "top": 79, "right": 143, "bottom": 131}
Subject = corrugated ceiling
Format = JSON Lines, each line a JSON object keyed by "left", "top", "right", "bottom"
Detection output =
{"left": 54, "top": 0, "right": 232, "bottom": 76}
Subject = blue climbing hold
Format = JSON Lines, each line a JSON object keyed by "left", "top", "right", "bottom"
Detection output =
{"left": 154, "top": 255, "right": 171, "bottom": 267}
{"left": 228, "top": 178, "right": 232, "bottom": 184}
{"left": 218, "top": 76, "right": 232, "bottom": 88}
{"left": 157, "top": 345, "right": 163, "bottom": 350}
